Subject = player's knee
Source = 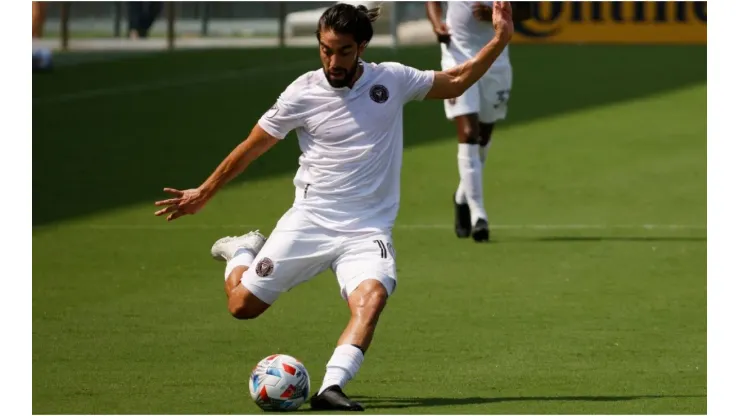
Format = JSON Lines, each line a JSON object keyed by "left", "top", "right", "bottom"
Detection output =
{"left": 228, "top": 303, "right": 264, "bottom": 320}
{"left": 351, "top": 282, "right": 388, "bottom": 319}
{"left": 455, "top": 115, "right": 481, "bottom": 144}
{"left": 227, "top": 294, "right": 268, "bottom": 320}
{"left": 479, "top": 122, "right": 495, "bottom": 147}
{"left": 460, "top": 124, "right": 480, "bottom": 144}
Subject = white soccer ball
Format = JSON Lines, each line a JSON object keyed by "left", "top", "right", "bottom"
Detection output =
{"left": 32, "top": 48, "right": 53, "bottom": 71}
{"left": 249, "top": 354, "right": 311, "bottom": 411}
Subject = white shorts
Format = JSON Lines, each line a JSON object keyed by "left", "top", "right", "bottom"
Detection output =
{"left": 441, "top": 50, "right": 513, "bottom": 124}
{"left": 241, "top": 207, "right": 398, "bottom": 305}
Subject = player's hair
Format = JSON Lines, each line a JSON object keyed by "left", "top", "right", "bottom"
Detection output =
{"left": 316, "top": 3, "right": 381, "bottom": 45}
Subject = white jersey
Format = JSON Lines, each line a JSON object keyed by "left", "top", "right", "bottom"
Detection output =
{"left": 444, "top": 1, "right": 510, "bottom": 68}
{"left": 258, "top": 61, "right": 434, "bottom": 233}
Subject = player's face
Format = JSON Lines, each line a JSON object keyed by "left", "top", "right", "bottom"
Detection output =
{"left": 318, "top": 30, "right": 366, "bottom": 88}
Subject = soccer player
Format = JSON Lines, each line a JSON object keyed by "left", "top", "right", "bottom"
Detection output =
{"left": 426, "top": 1, "right": 532, "bottom": 242}
{"left": 154, "top": 2, "right": 514, "bottom": 411}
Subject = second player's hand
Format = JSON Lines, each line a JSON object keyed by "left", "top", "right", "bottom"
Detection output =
{"left": 154, "top": 187, "right": 209, "bottom": 221}
{"left": 433, "top": 22, "right": 451, "bottom": 45}
{"left": 491, "top": 1, "right": 514, "bottom": 42}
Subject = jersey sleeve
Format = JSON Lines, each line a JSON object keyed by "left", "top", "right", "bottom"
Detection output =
{"left": 257, "top": 78, "right": 308, "bottom": 140}
{"left": 383, "top": 62, "right": 435, "bottom": 103}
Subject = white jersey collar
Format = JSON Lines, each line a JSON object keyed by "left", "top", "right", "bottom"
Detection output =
{"left": 319, "top": 59, "right": 371, "bottom": 94}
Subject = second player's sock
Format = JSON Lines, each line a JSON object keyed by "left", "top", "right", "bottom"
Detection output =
{"left": 224, "top": 249, "right": 256, "bottom": 281}
{"left": 458, "top": 143, "right": 487, "bottom": 223}
{"left": 480, "top": 142, "right": 492, "bottom": 166}
{"left": 318, "top": 344, "right": 364, "bottom": 394}
{"left": 455, "top": 181, "right": 467, "bottom": 205}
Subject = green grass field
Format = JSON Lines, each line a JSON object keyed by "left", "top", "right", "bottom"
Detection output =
{"left": 32, "top": 45, "right": 707, "bottom": 414}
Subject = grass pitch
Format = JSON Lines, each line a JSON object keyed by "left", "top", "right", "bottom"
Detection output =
{"left": 33, "top": 44, "right": 706, "bottom": 414}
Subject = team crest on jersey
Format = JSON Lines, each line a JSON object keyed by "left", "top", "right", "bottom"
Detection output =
{"left": 265, "top": 102, "right": 279, "bottom": 119}
{"left": 369, "top": 85, "right": 389, "bottom": 103}
{"left": 255, "top": 257, "right": 274, "bottom": 277}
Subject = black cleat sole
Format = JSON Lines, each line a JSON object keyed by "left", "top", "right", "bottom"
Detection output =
{"left": 454, "top": 194, "right": 472, "bottom": 238}
{"left": 472, "top": 219, "right": 490, "bottom": 243}
{"left": 310, "top": 385, "right": 365, "bottom": 412}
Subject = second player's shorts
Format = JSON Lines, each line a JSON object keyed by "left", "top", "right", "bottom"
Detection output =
{"left": 240, "top": 207, "right": 398, "bottom": 305}
{"left": 441, "top": 49, "right": 513, "bottom": 123}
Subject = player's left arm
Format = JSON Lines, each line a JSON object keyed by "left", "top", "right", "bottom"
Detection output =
{"left": 425, "top": 1, "right": 513, "bottom": 100}
{"left": 473, "top": 1, "right": 535, "bottom": 22}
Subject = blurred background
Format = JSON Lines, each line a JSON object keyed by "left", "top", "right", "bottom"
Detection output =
{"left": 32, "top": 1, "right": 706, "bottom": 52}
{"left": 32, "top": 2, "right": 707, "bottom": 415}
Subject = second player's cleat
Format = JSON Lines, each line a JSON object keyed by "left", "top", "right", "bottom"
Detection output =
{"left": 310, "top": 385, "right": 365, "bottom": 411}
{"left": 454, "top": 193, "right": 472, "bottom": 238}
{"left": 210, "top": 231, "right": 266, "bottom": 261}
{"left": 472, "top": 218, "right": 490, "bottom": 243}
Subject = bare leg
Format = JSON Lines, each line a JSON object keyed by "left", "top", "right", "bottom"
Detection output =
{"left": 311, "top": 280, "right": 388, "bottom": 411}
{"left": 224, "top": 266, "right": 271, "bottom": 320}
{"left": 336, "top": 279, "right": 388, "bottom": 351}
{"left": 32, "top": 1, "right": 47, "bottom": 38}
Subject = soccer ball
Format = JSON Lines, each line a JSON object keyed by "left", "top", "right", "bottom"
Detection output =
{"left": 32, "top": 48, "right": 53, "bottom": 71}
{"left": 249, "top": 354, "right": 311, "bottom": 411}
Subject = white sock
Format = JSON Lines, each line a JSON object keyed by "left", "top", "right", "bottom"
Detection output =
{"left": 318, "top": 344, "right": 364, "bottom": 394}
{"left": 457, "top": 143, "right": 487, "bottom": 223}
{"left": 455, "top": 181, "right": 467, "bottom": 205}
{"left": 480, "top": 142, "right": 492, "bottom": 166}
{"left": 224, "top": 249, "right": 256, "bottom": 281}
{"left": 457, "top": 143, "right": 492, "bottom": 205}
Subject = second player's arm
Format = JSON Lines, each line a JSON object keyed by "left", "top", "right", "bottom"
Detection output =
{"left": 425, "top": 1, "right": 450, "bottom": 43}
{"left": 198, "top": 125, "right": 279, "bottom": 198}
{"left": 425, "top": 2, "right": 444, "bottom": 28}
{"left": 424, "top": 1, "right": 513, "bottom": 100}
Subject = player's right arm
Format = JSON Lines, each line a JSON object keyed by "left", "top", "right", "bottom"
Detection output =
{"left": 153, "top": 125, "right": 279, "bottom": 221}
{"left": 197, "top": 125, "right": 280, "bottom": 198}
{"left": 424, "top": 1, "right": 513, "bottom": 100}
{"left": 155, "top": 81, "right": 306, "bottom": 222}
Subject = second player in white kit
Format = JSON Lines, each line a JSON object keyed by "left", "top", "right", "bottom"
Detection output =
{"left": 441, "top": 1, "right": 512, "bottom": 125}
{"left": 155, "top": 2, "right": 515, "bottom": 411}
{"left": 427, "top": 1, "right": 523, "bottom": 243}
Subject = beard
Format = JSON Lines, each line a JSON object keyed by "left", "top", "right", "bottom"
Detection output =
{"left": 324, "top": 58, "right": 360, "bottom": 88}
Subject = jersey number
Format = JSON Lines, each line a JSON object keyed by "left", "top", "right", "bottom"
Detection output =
{"left": 373, "top": 240, "right": 395, "bottom": 259}
{"left": 494, "top": 89, "right": 511, "bottom": 109}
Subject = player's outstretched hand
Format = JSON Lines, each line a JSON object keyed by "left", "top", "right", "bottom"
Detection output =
{"left": 491, "top": 1, "right": 514, "bottom": 42}
{"left": 154, "top": 187, "right": 208, "bottom": 221}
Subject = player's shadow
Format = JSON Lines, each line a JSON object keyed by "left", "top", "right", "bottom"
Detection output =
{"left": 488, "top": 235, "right": 706, "bottom": 243}
{"left": 348, "top": 394, "right": 706, "bottom": 410}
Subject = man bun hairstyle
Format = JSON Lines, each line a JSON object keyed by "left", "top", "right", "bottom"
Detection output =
{"left": 356, "top": 5, "right": 380, "bottom": 23}
{"left": 316, "top": 3, "right": 381, "bottom": 45}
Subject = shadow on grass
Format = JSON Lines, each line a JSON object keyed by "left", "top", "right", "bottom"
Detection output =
{"left": 486, "top": 235, "right": 707, "bottom": 243}
{"left": 347, "top": 393, "right": 707, "bottom": 410}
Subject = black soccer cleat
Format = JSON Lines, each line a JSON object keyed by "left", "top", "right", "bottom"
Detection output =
{"left": 454, "top": 194, "right": 472, "bottom": 238}
{"left": 310, "top": 385, "right": 364, "bottom": 411}
{"left": 472, "top": 218, "right": 490, "bottom": 243}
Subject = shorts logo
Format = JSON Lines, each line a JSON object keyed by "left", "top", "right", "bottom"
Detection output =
{"left": 447, "top": 97, "right": 456, "bottom": 106}
{"left": 369, "top": 85, "right": 389, "bottom": 103}
{"left": 255, "top": 257, "right": 274, "bottom": 277}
